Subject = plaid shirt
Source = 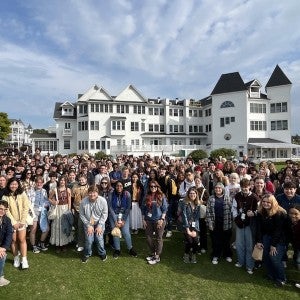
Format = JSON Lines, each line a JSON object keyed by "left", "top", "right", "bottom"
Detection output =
{"left": 206, "top": 194, "right": 233, "bottom": 231}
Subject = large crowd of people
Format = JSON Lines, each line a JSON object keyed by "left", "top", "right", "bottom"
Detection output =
{"left": 0, "top": 149, "right": 299, "bottom": 290}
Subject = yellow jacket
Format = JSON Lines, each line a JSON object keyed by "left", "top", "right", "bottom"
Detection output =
{"left": 2, "top": 192, "right": 30, "bottom": 226}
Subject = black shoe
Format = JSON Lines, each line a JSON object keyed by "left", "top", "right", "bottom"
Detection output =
{"left": 81, "top": 256, "right": 89, "bottom": 263}
{"left": 100, "top": 254, "right": 107, "bottom": 261}
{"left": 113, "top": 250, "right": 120, "bottom": 259}
{"left": 274, "top": 281, "right": 286, "bottom": 288}
{"left": 129, "top": 248, "right": 137, "bottom": 257}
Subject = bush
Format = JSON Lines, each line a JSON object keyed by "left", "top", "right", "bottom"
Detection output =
{"left": 210, "top": 148, "right": 236, "bottom": 160}
{"left": 188, "top": 149, "right": 208, "bottom": 162}
{"left": 94, "top": 151, "right": 111, "bottom": 160}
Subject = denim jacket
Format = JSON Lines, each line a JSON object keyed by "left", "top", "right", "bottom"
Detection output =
{"left": 142, "top": 196, "right": 168, "bottom": 222}
{"left": 180, "top": 201, "right": 200, "bottom": 231}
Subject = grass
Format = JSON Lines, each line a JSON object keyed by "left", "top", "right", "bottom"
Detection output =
{"left": 1, "top": 231, "right": 300, "bottom": 300}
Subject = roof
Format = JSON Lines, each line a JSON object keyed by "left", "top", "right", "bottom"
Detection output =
{"left": 30, "top": 133, "right": 57, "bottom": 139}
{"left": 53, "top": 102, "right": 77, "bottom": 119}
{"left": 248, "top": 138, "right": 300, "bottom": 149}
{"left": 211, "top": 72, "right": 247, "bottom": 95}
{"left": 266, "top": 65, "right": 291, "bottom": 88}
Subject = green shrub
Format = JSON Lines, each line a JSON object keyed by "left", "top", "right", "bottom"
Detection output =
{"left": 188, "top": 149, "right": 208, "bottom": 161}
{"left": 210, "top": 148, "right": 236, "bottom": 159}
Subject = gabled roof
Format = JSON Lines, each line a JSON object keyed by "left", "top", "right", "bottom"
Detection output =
{"left": 211, "top": 72, "right": 247, "bottom": 95}
{"left": 53, "top": 102, "right": 77, "bottom": 119}
{"left": 77, "top": 85, "right": 113, "bottom": 102}
{"left": 245, "top": 79, "right": 261, "bottom": 88}
{"left": 115, "top": 85, "right": 147, "bottom": 103}
{"left": 266, "top": 65, "right": 291, "bottom": 88}
{"left": 60, "top": 101, "right": 74, "bottom": 107}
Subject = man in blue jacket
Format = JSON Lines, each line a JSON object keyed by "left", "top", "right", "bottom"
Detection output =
{"left": 0, "top": 200, "right": 13, "bottom": 287}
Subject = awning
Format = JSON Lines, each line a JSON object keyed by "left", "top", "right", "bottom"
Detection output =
{"left": 248, "top": 143, "right": 300, "bottom": 149}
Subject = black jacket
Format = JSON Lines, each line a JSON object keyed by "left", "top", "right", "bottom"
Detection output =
{"left": 0, "top": 215, "right": 13, "bottom": 250}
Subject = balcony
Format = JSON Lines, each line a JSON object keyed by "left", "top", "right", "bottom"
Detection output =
{"left": 62, "top": 128, "right": 73, "bottom": 136}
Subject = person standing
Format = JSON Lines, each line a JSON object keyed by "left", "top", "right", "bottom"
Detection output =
{"left": 142, "top": 180, "right": 167, "bottom": 265}
{"left": 206, "top": 182, "right": 233, "bottom": 265}
{"left": 255, "top": 194, "right": 287, "bottom": 287}
{"left": 80, "top": 185, "right": 108, "bottom": 263}
{"left": 0, "top": 200, "right": 13, "bottom": 286}
{"left": 2, "top": 178, "right": 29, "bottom": 269}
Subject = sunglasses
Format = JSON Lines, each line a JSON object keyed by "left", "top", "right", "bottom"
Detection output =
{"left": 150, "top": 185, "right": 158, "bottom": 188}
{"left": 101, "top": 182, "right": 108, "bottom": 185}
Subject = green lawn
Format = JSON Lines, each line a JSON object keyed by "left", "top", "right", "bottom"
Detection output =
{"left": 2, "top": 231, "right": 299, "bottom": 300}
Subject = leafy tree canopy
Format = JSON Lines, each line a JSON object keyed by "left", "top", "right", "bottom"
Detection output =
{"left": 0, "top": 112, "right": 11, "bottom": 141}
{"left": 188, "top": 149, "right": 208, "bottom": 162}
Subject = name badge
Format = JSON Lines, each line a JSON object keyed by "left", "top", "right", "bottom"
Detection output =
{"left": 38, "top": 206, "right": 42, "bottom": 212}
{"left": 147, "top": 212, "right": 152, "bottom": 218}
{"left": 191, "top": 222, "right": 196, "bottom": 228}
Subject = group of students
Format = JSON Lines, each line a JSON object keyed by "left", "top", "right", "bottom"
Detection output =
{"left": 0, "top": 150, "right": 299, "bottom": 290}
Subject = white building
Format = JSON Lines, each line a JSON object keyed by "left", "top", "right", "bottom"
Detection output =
{"left": 43, "top": 65, "right": 298, "bottom": 159}
{"left": 7, "top": 119, "right": 33, "bottom": 148}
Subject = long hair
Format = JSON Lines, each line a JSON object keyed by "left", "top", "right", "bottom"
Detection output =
{"left": 4, "top": 177, "right": 23, "bottom": 196}
{"left": 184, "top": 187, "right": 200, "bottom": 206}
{"left": 258, "top": 194, "right": 286, "bottom": 217}
{"left": 145, "top": 180, "right": 164, "bottom": 208}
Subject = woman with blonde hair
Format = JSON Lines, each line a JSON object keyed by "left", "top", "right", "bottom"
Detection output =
{"left": 255, "top": 194, "right": 287, "bottom": 287}
{"left": 180, "top": 187, "right": 201, "bottom": 263}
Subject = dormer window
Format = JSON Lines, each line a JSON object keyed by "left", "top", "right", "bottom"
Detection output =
{"left": 62, "top": 107, "right": 74, "bottom": 116}
{"left": 249, "top": 80, "right": 261, "bottom": 98}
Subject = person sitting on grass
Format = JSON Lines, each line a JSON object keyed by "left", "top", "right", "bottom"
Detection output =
{"left": 80, "top": 185, "right": 108, "bottom": 263}
{"left": 0, "top": 200, "right": 13, "bottom": 287}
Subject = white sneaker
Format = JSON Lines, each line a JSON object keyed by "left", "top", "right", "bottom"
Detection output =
{"left": 0, "top": 276, "right": 10, "bottom": 287}
{"left": 247, "top": 269, "right": 253, "bottom": 275}
{"left": 200, "top": 249, "right": 206, "bottom": 254}
{"left": 148, "top": 256, "right": 160, "bottom": 265}
{"left": 212, "top": 257, "right": 218, "bottom": 265}
{"left": 77, "top": 247, "right": 84, "bottom": 252}
{"left": 13, "top": 255, "right": 20, "bottom": 268}
{"left": 235, "top": 262, "right": 243, "bottom": 268}
{"left": 226, "top": 257, "right": 232, "bottom": 263}
{"left": 146, "top": 255, "right": 155, "bottom": 261}
{"left": 295, "top": 283, "right": 300, "bottom": 289}
{"left": 166, "top": 231, "right": 172, "bottom": 238}
{"left": 21, "top": 257, "right": 29, "bottom": 269}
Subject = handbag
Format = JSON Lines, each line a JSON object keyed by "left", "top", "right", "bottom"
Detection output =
{"left": 252, "top": 245, "right": 263, "bottom": 261}
{"left": 199, "top": 188, "right": 207, "bottom": 219}
{"left": 48, "top": 205, "right": 58, "bottom": 220}
{"left": 111, "top": 226, "right": 122, "bottom": 238}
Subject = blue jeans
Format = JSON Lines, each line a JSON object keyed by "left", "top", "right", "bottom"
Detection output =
{"left": 0, "top": 253, "right": 7, "bottom": 277}
{"left": 84, "top": 225, "right": 106, "bottom": 257}
{"left": 109, "top": 217, "right": 132, "bottom": 251}
{"left": 236, "top": 226, "right": 254, "bottom": 270}
{"left": 262, "top": 235, "right": 286, "bottom": 283}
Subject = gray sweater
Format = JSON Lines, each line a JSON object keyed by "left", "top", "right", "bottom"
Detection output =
{"left": 79, "top": 196, "right": 108, "bottom": 228}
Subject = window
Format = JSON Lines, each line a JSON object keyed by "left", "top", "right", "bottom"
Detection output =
{"left": 64, "top": 122, "right": 71, "bottom": 129}
{"left": 78, "top": 105, "right": 88, "bottom": 114}
{"left": 112, "top": 120, "right": 125, "bottom": 130}
{"left": 133, "top": 105, "right": 145, "bottom": 114}
{"left": 90, "top": 141, "right": 95, "bottom": 150}
{"left": 78, "top": 121, "right": 88, "bottom": 131}
{"left": 220, "top": 101, "right": 234, "bottom": 108}
{"left": 90, "top": 121, "right": 99, "bottom": 130}
{"left": 101, "top": 141, "right": 106, "bottom": 150}
{"left": 149, "top": 107, "right": 164, "bottom": 116}
{"left": 250, "top": 103, "right": 266, "bottom": 113}
{"left": 63, "top": 140, "right": 70, "bottom": 150}
{"left": 270, "top": 102, "right": 288, "bottom": 113}
{"left": 131, "top": 122, "right": 139, "bottom": 131}
{"left": 250, "top": 121, "right": 267, "bottom": 131}
{"left": 205, "top": 124, "right": 211, "bottom": 132}
{"left": 149, "top": 124, "right": 164, "bottom": 132}
{"left": 96, "top": 141, "right": 100, "bottom": 149}
{"left": 99, "top": 104, "right": 113, "bottom": 113}
{"left": 220, "top": 116, "right": 235, "bottom": 127}
{"left": 141, "top": 123, "right": 145, "bottom": 131}
{"left": 205, "top": 108, "right": 211, "bottom": 117}
{"left": 271, "top": 120, "right": 288, "bottom": 131}
{"left": 190, "top": 138, "right": 201, "bottom": 145}
{"left": 116, "top": 104, "right": 129, "bottom": 114}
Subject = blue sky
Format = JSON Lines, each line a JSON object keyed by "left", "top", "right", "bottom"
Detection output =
{"left": 0, "top": 0, "right": 300, "bottom": 133}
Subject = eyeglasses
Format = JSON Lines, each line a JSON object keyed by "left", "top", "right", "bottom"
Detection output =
{"left": 150, "top": 185, "right": 158, "bottom": 188}
{"left": 101, "top": 182, "right": 108, "bottom": 185}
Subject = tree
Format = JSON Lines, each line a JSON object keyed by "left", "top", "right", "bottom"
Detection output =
{"left": 188, "top": 149, "right": 208, "bottom": 162}
{"left": 210, "top": 148, "right": 236, "bottom": 159}
{"left": 94, "top": 151, "right": 112, "bottom": 160}
{"left": 0, "top": 112, "right": 11, "bottom": 141}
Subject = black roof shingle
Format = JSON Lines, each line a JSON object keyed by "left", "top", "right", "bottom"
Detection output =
{"left": 211, "top": 72, "right": 247, "bottom": 95}
{"left": 266, "top": 65, "right": 291, "bottom": 88}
